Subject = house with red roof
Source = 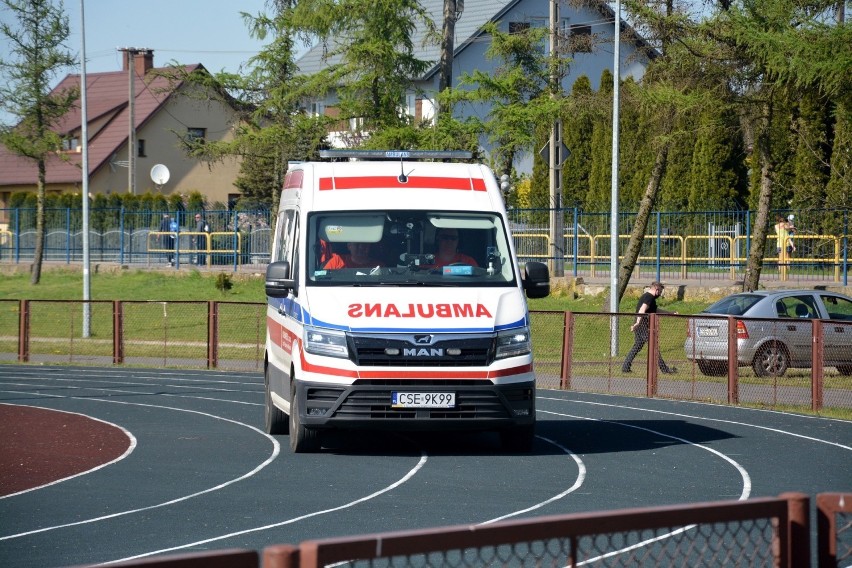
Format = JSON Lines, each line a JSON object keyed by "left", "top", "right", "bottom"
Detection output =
{"left": 0, "top": 51, "right": 244, "bottom": 223}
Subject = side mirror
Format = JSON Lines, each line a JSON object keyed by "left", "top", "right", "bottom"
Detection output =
{"left": 523, "top": 261, "right": 550, "bottom": 299}
{"left": 265, "top": 261, "right": 296, "bottom": 297}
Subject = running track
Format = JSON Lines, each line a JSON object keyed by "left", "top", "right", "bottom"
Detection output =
{"left": 0, "top": 365, "right": 849, "bottom": 567}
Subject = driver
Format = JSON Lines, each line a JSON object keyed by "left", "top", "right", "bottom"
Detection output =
{"left": 324, "top": 242, "right": 383, "bottom": 269}
{"left": 432, "top": 228, "right": 478, "bottom": 268}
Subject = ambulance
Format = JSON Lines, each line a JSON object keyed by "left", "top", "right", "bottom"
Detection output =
{"left": 264, "top": 150, "right": 550, "bottom": 452}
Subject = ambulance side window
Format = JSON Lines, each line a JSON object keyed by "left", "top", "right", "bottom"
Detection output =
{"left": 275, "top": 210, "right": 297, "bottom": 264}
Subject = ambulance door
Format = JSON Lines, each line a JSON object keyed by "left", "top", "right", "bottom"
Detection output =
{"left": 267, "top": 208, "right": 300, "bottom": 386}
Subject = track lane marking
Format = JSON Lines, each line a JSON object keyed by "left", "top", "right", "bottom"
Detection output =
{"left": 102, "top": 453, "right": 429, "bottom": 565}
{"left": 0, "top": 389, "right": 280, "bottom": 541}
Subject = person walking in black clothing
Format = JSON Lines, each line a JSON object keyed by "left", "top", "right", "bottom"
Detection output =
{"left": 160, "top": 213, "right": 175, "bottom": 265}
{"left": 622, "top": 281, "right": 678, "bottom": 374}
{"left": 194, "top": 213, "right": 209, "bottom": 266}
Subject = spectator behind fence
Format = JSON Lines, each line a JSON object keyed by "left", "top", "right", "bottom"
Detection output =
{"left": 195, "top": 214, "right": 210, "bottom": 266}
{"left": 774, "top": 214, "right": 795, "bottom": 262}
{"left": 160, "top": 214, "right": 175, "bottom": 265}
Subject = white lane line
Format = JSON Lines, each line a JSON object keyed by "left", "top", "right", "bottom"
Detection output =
{"left": 536, "top": 406, "right": 752, "bottom": 566}
{"left": 0, "top": 375, "right": 261, "bottom": 397}
{"left": 480, "top": 435, "right": 586, "bottom": 525}
{"left": 540, "top": 396, "right": 852, "bottom": 451}
{"left": 0, "top": 403, "right": 137, "bottom": 499}
{"left": 0, "top": 380, "right": 262, "bottom": 408}
{"left": 537, "top": 408, "right": 752, "bottom": 501}
{"left": 101, "top": 453, "right": 430, "bottom": 565}
{"left": 0, "top": 389, "right": 280, "bottom": 541}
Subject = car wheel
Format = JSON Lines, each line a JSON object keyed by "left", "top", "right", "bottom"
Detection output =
{"left": 752, "top": 341, "right": 789, "bottom": 377}
{"left": 289, "top": 381, "right": 320, "bottom": 453}
{"left": 500, "top": 424, "right": 535, "bottom": 453}
{"left": 697, "top": 360, "right": 728, "bottom": 377}
{"left": 264, "top": 364, "right": 288, "bottom": 435}
{"left": 837, "top": 365, "right": 852, "bottom": 376}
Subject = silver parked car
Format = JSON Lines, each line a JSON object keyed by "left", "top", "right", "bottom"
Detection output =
{"left": 684, "top": 290, "right": 852, "bottom": 377}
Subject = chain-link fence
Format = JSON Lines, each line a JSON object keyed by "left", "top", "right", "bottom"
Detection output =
{"left": 2, "top": 301, "right": 850, "bottom": 411}
{"left": 1, "top": 300, "right": 265, "bottom": 371}
{"left": 530, "top": 311, "right": 852, "bottom": 412}
{"left": 272, "top": 494, "right": 807, "bottom": 568}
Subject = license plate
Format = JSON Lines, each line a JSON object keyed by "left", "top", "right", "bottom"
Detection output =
{"left": 392, "top": 392, "right": 455, "bottom": 408}
{"left": 698, "top": 326, "right": 719, "bottom": 337}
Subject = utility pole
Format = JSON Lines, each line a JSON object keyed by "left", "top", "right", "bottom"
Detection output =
{"left": 118, "top": 47, "right": 149, "bottom": 194}
{"left": 549, "top": 0, "right": 564, "bottom": 277}
{"left": 438, "top": 0, "right": 464, "bottom": 115}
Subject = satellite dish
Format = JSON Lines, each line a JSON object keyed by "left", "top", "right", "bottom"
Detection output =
{"left": 150, "top": 164, "right": 170, "bottom": 185}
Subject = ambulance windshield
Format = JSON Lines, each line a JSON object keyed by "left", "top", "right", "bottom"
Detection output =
{"left": 307, "top": 211, "right": 517, "bottom": 287}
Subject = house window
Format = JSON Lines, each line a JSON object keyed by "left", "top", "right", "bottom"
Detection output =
{"left": 307, "top": 101, "right": 325, "bottom": 117}
{"left": 187, "top": 127, "right": 206, "bottom": 143}
{"left": 400, "top": 93, "right": 416, "bottom": 119}
{"left": 509, "top": 22, "right": 531, "bottom": 35}
{"left": 137, "top": 139, "right": 146, "bottom": 157}
{"left": 61, "top": 136, "right": 80, "bottom": 152}
{"left": 569, "top": 25, "right": 593, "bottom": 53}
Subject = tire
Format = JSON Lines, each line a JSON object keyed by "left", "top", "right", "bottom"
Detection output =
{"left": 697, "top": 360, "right": 728, "bottom": 377}
{"left": 289, "top": 381, "right": 320, "bottom": 453}
{"left": 752, "top": 341, "right": 789, "bottom": 377}
{"left": 264, "top": 364, "right": 288, "bottom": 435}
{"left": 500, "top": 424, "right": 535, "bottom": 453}
{"left": 837, "top": 365, "right": 852, "bottom": 376}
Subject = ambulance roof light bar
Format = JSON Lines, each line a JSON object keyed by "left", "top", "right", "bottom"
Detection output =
{"left": 318, "top": 149, "right": 473, "bottom": 161}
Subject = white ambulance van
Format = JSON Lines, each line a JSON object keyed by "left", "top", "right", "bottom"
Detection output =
{"left": 264, "top": 150, "right": 550, "bottom": 452}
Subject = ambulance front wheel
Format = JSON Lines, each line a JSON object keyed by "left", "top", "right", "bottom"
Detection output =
{"left": 500, "top": 424, "right": 535, "bottom": 453}
{"left": 264, "top": 363, "right": 288, "bottom": 435}
{"left": 289, "top": 381, "right": 321, "bottom": 453}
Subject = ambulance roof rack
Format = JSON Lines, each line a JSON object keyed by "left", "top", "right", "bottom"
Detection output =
{"left": 318, "top": 149, "right": 473, "bottom": 161}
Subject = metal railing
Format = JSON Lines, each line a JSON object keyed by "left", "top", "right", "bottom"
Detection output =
{"left": 87, "top": 492, "right": 852, "bottom": 568}
{"left": 2, "top": 207, "right": 848, "bottom": 283}
{"left": 2, "top": 301, "right": 851, "bottom": 413}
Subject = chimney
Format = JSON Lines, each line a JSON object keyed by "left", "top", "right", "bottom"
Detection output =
{"left": 122, "top": 49, "right": 154, "bottom": 75}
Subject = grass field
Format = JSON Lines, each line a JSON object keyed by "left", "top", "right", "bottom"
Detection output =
{"left": 0, "top": 267, "right": 712, "bottom": 314}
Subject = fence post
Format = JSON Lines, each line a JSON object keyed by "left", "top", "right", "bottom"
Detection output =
{"left": 18, "top": 299, "right": 29, "bottom": 363}
{"left": 208, "top": 301, "right": 219, "bottom": 369}
{"left": 560, "top": 311, "right": 573, "bottom": 390}
{"left": 727, "top": 316, "right": 739, "bottom": 404}
{"left": 780, "top": 492, "right": 810, "bottom": 568}
{"left": 262, "top": 545, "right": 300, "bottom": 568}
{"left": 647, "top": 314, "right": 658, "bottom": 397}
{"left": 812, "top": 319, "right": 823, "bottom": 411}
{"left": 113, "top": 300, "right": 124, "bottom": 365}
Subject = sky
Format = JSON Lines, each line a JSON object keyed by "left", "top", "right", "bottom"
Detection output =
{"left": 1, "top": 0, "right": 281, "bottom": 125}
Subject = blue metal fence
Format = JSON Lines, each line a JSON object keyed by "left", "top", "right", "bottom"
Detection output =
{"left": 1, "top": 207, "right": 848, "bottom": 284}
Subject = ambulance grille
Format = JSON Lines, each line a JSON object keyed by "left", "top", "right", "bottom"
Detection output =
{"left": 349, "top": 336, "right": 493, "bottom": 367}
{"left": 332, "top": 389, "right": 510, "bottom": 420}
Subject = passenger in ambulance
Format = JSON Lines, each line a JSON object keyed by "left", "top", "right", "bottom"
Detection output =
{"left": 431, "top": 228, "right": 478, "bottom": 268}
{"left": 323, "top": 242, "right": 383, "bottom": 269}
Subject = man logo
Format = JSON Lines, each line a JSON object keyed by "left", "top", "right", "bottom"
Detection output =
{"left": 404, "top": 348, "right": 444, "bottom": 357}
{"left": 414, "top": 334, "right": 433, "bottom": 344}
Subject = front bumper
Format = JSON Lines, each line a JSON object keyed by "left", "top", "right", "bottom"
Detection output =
{"left": 294, "top": 379, "right": 535, "bottom": 431}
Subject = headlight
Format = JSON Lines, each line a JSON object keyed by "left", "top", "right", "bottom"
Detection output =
{"left": 304, "top": 326, "right": 349, "bottom": 358}
{"left": 495, "top": 327, "right": 531, "bottom": 359}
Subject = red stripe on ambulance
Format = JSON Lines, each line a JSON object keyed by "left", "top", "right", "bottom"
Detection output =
{"left": 318, "top": 176, "right": 486, "bottom": 191}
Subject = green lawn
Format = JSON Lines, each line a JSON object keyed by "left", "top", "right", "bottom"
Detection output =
{"left": 0, "top": 268, "right": 264, "bottom": 302}
{"left": 0, "top": 267, "right": 711, "bottom": 313}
